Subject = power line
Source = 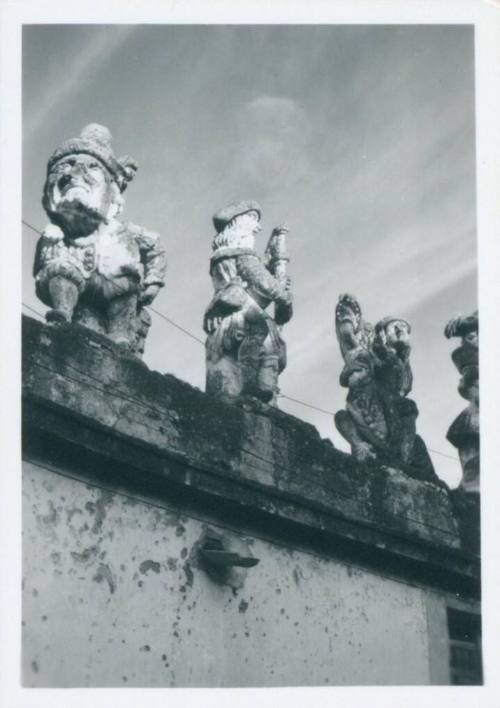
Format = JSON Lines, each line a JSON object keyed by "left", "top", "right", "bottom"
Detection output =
{"left": 22, "top": 302, "right": 45, "bottom": 320}
{"left": 22, "top": 219, "right": 460, "bottom": 464}
{"left": 22, "top": 219, "right": 41, "bottom": 235}
{"left": 148, "top": 306, "right": 204, "bottom": 344}
{"left": 279, "top": 393, "right": 335, "bottom": 417}
{"left": 417, "top": 447, "right": 457, "bottom": 461}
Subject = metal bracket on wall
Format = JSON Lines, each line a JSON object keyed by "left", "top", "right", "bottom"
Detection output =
{"left": 199, "top": 536, "right": 260, "bottom": 569}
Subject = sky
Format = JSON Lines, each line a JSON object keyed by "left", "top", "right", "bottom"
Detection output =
{"left": 21, "top": 24, "right": 478, "bottom": 487}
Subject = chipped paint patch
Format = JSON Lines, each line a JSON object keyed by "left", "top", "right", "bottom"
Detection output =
{"left": 92, "top": 563, "right": 116, "bottom": 594}
{"left": 139, "top": 560, "right": 161, "bottom": 575}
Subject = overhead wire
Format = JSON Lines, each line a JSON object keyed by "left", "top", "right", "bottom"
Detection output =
{"left": 22, "top": 302, "right": 45, "bottom": 320}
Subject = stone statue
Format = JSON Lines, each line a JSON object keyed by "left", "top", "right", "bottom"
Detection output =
{"left": 334, "top": 294, "right": 436, "bottom": 482}
{"left": 33, "top": 124, "right": 167, "bottom": 356}
{"left": 203, "top": 200, "right": 293, "bottom": 403}
{"left": 444, "top": 311, "right": 479, "bottom": 493}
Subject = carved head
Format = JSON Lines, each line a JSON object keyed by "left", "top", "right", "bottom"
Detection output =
{"left": 42, "top": 124, "right": 138, "bottom": 236}
{"left": 335, "top": 294, "right": 362, "bottom": 328}
{"left": 212, "top": 200, "right": 262, "bottom": 250}
{"left": 444, "top": 311, "right": 478, "bottom": 347}
{"left": 375, "top": 317, "right": 411, "bottom": 351}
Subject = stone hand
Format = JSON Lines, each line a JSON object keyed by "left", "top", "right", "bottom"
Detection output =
{"left": 42, "top": 223, "right": 65, "bottom": 242}
{"left": 347, "top": 368, "right": 371, "bottom": 388}
{"left": 140, "top": 284, "right": 161, "bottom": 305}
{"left": 271, "top": 223, "right": 289, "bottom": 236}
{"left": 353, "top": 441, "right": 377, "bottom": 462}
{"left": 205, "top": 316, "right": 223, "bottom": 334}
{"left": 277, "top": 276, "right": 293, "bottom": 304}
{"left": 264, "top": 224, "right": 289, "bottom": 274}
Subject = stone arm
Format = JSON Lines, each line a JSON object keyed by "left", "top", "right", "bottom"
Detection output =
{"left": 203, "top": 278, "right": 249, "bottom": 334}
{"left": 32, "top": 224, "right": 85, "bottom": 306}
{"left": 400, "top": 359, "right": 413, "bottom": 396}
{"left": 339, "top": 352, "right": 373, "bottom": 389}
{"left": 274, "top": 297, "right": 293, "bottom": 326}
{"left": 336, "top": 320, "right": 359, "bottom": 357}
{"left": 33, "top": 235, "right": 49, "bottom": 278}
{"left": 33, "top": 224, "right": 65, "bottom": 277}
{"left": 374, "top": 345, "right": 413, "bottom": 397}
{"left": 375, "top": 342, "right": 411, "bottom": 366}
{"left": 131, "top": 224, "right": 167, "bottom": 288}
{"left": 236, "top": 254, "right": 293, "bottom": 319}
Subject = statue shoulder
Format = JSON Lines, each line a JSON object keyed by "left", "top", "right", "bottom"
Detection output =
{"left": 123, "top": 222, "right": 163, "bottom": 253}
{"left": 235, "top": 250, "right": 265, "bottom": 268}
{"left": 124, "top": 221, "right": 160, "bottom": 239}
{"left": 236, "top": 251, "right": 276, "bottom": 285}
{"left": 212, "top": 246, "right": 256, "bottom": 262}
{"left": 210, "top": 247, "right": 257, "bottom": 273}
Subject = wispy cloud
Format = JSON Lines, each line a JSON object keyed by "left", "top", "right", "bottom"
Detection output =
{"left": 235, "top": 95, "right": 310, "bottom": 187}
{"left": 24, "top": 26, "right": 135, "bottom": 142}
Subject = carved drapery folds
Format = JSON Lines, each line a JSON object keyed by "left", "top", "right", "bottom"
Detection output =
{"left": 33, "top": 124, "right": 167, "bottom": 356}
{"left": 203, "top": 201, "right": 293, "bottom": 404}
{"left": 334, "top": 294, "right": 436, "bottom": 482}
{"left": 444, "top": 312, "right": 479, "bottom": 493}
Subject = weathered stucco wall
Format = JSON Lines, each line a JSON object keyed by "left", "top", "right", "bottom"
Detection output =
{"left": 23, "top": 460, "right": 446, "bottom": 687}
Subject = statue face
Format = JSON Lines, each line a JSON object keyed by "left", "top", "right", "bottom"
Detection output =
{"left": 44, "top": 153, "right": 116, "bottom": 219}
{"left": 384, "top": 319, "right": 410, "bottom": 348}
{"left": 236, "top": 210, "right": 262, "bottom": 237}
{"left": 464, "top": 330, "right": 479, "bottom": 347}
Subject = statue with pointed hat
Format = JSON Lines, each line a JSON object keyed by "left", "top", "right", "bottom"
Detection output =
{"left": 334, "top": 294, "right": 436, "bottom": 482}
{"left": 203, "top": 200, "right": 293, "bottom": 403}
{"left": 33, "top": 124, "right": 167, "bottom": 356}
{"left": 444, "top": 310, "right": 479, "bottom": 493}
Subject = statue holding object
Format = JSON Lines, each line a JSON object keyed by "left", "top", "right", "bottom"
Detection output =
{"left": 203, "top": 200, "right": 293, "bottom": 404}
{"left": 334, "top": 294, "right": 436, "bottom": 482}
{"left": 33, "top": 124, "right": 167, "bottom": 356}
{"left": 444, "top": 311, "right": 479, "bottom": 493}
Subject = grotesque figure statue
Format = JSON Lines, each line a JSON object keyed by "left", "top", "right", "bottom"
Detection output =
{"left": 203, "top": 200, "right": 293, "bottom": 403}
{"left": 444, "top": 311, "right": 479, "bottom": 493}
{"left": 334, "top": 294, "right": 384, "bottom": 463}
{"left": 33, "top": 124, "right": 167, "bottom": 356}
{"left": 334, "top": 294, "right": 436, "bottom": 482}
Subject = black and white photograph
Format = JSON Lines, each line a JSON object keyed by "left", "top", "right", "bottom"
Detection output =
{"left": 1, "top": 1, "right": 500, "bottom": 706}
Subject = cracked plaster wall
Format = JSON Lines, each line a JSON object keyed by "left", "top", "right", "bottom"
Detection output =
{"left": 22, "top": 460, "right": 452, "bottom": 687}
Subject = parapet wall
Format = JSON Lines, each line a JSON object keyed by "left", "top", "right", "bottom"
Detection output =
{"left": 22, "top": 315, "right": 479, "bottom": 596}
